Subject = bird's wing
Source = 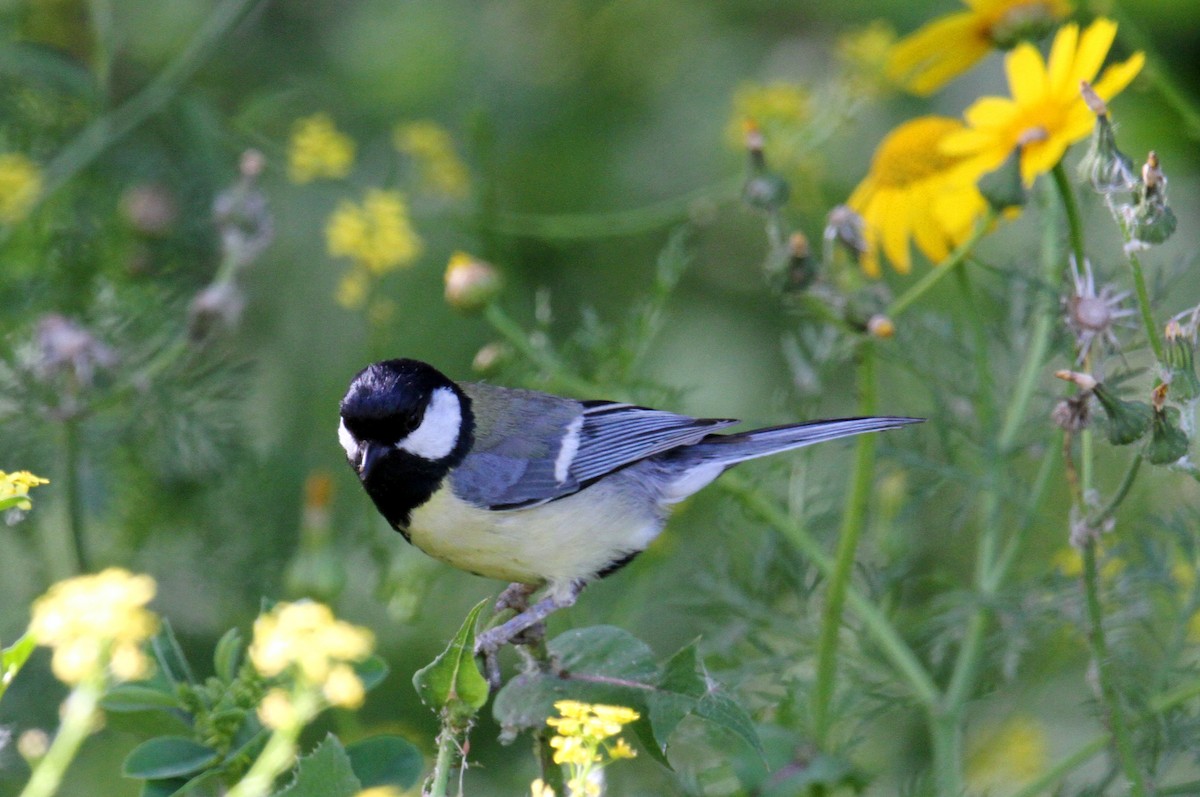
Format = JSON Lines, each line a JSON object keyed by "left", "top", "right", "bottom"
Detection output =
{"left": 449, "top": 385, "right": 737, "bottom": 509}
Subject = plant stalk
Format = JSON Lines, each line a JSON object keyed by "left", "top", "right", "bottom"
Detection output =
{"left": 18, "top": 684, "right": 101, "bottom": 797}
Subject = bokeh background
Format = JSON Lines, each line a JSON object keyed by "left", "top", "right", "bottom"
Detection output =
{"left": 2, "top": 0, "right": 1200, "bottom": 794}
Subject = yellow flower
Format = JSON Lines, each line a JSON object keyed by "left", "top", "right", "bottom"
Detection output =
{"left": 249, "top": 600, "right": 373, "bottom": 684}
{"left": 0, "top": 153, "right": 43, "bottom": 223}
{"left": 1052, "top": 545, "right": 1124, "bottom": 582}
{"left": 394, "top": 121, "right": 470, "bottom": 200}
{"left": 1, "top": 470, "right": 49, "bottom": 512}
{"left": 545, "top": 699, "right": 639, "bottom": 790}
{"left": 847, "top": 115, "right": 990, "bottom": 276}
{"left": 942, "top": 18, "right": 1144, "bottom": 187}
{"left": 288, "top": 114, "right": 356, "bottom": 184}
{"left": 966, "top": 715, "right": 1049, "bottom": 792}
{"left": 29, "top": 568, "right": 158, "bottom": 685}
{"left": 888, "top": 0, "right": 1072, "bottom": 95}
{"left": 530, "top": 778, "right": 557, "bottom": 797}
{"left": 838, "top": 21, "right": 899, "bottom": 97}
{"left": 326, "top": 189, "right": 422, "bottom": 275}
{"left": 726, "top": 81, "right": 811, "bottom": 151}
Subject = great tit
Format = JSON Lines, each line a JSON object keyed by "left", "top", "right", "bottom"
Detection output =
{"left": 339, "top": 358, "right": 920, "bottom": 677}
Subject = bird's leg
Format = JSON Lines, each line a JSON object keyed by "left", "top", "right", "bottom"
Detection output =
{"left": 494, "top": 581, "right": 538, "bottom": 614}
{"left": 475, "top": 581, "right": 582, "bottom": 689}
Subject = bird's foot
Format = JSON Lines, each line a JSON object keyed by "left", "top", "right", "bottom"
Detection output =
{"left": 475, "top": 581, "right": 582, "bottom": 690}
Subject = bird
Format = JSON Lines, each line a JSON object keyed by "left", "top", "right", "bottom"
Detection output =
{"left": 338, "top": 358, "right": 921, "bottom": 682}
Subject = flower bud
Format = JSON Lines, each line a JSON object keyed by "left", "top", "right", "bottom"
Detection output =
{"left": 444, "top": 251, "right": 502, "bottom": 312}
{"left": 1093, "top": 381, "right": 1152, "bottom": 446}
{"left": 1076, "top": 109, "right": 1136, "bottom": 194}
{"left": 742, "top": 172, "right": 790, "bottom": 211}
{"left": 784, "top": 231, "right": 817, "bottom": 290}
{"left": 1164, "top": 320, "right": 1200, "bottom": 402}
{"left": 1147, "top": 401, "right": 1189, "bottom": 465}
{"left": 472, "top": 341, "right": 511, "bottom": 374}
{"left": 867, "top": 314, "right": 895, "bottom": 339}
{"left": 825, "top": 204, "right": 868, "bottom": 258}
{"left": 1124, "top": 151, "right": 1176, "bottom": 246}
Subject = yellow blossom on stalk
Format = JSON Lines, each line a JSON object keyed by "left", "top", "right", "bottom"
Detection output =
{"left": 966, "top": 715, "right": 1049, "bottom": 792}
{"left": 725, "top": 81, "right": 811, "bottom": 150}
{"left": 1, "top": 470, "right": 49, "bottom": 511}
{"left": 888, "top": 0, "right": 1072, "bottom": 95}
{"left": 288, "top": 113, "right": 356, "bottom": 184}
{"left": 942, "top": 18, "right": 1144, "bottom": 187}
{"left": 0, "top": 152, "right": 43, "bottom": 223}
{"left": 393, "top": 120, "right": 470, "bottom": 200}
{"left": 545, "top": 700, "right": 639, "bottom": 796}
{"left": 29, "top": 568, "right": 158, "bottom": 685}
{"left": 326, "top": 189, "right": 423, "bottom": 275}
{"left": 847, "top": 115, "right": 990, "bottom": 276}
{"left": 837, "top": 21, "right": 899, "bottom": 96}
{"left": 248, "top": 601, "right": 373, "bottom": 728}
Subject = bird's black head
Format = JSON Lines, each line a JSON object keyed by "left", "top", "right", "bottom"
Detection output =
{"left": 338, "top": 359, "right": 474, "bottom": 531}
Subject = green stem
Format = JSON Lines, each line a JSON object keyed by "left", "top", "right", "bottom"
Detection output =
{"left": 1120, "top": 240, "right": 1165, "bottom": 362}
{"left": 811, "top": 341, "right": 878, "bottom": 745}
{"left": 18, "top": 683, "right": 101, "bottom": 797}
{"left": 0, "top": 0, "right": 265, "bottom": 243}
{"left": 721, "top": 473, "right": 941, "bottom": 710}
{"left": 63, "top": 419, "right": 88, "bottom": 574}
{"left": 225, "top": 726, "right": 300, "bottom": 797}
{"left": 1081, "top": 540, "right": 1148, "bottom": 796}
{"left": 1088, "top": 453, "right": 1142, "bottom": 527}
{"left": 1051, "top": 163, "right": 1086, "bottom": 275}
{"left": 427, "top": 725, "right": 458, "bottom": 797}
{"left": 885, "top": 209, "right": 996, "bottom": 320}
{"left": 483, "top": 304, "right": 613, "bottom": 398}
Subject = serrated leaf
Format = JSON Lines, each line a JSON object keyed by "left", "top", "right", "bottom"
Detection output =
{"left": 413, "top": 598, "right": 489, "bottom": 713}
{"left": 212, "top": 628, "right": 242, "bottom": 682}
{"left": 694, "top": 692, "right": 764, "bottom": 760}
{"left": 272, "top": 734, "right": 362, "bottom": 797}
{"left": 345, "top": 735, "right": 423, "bottom": 789}
{"left": 123, "top": 737, "right": 219, "bottom": 780}
{"left": 1, "top": 632, "right": 37, "bottom": 701}
{"left": 103, "top": 684, "right": 182, "bottom": 713}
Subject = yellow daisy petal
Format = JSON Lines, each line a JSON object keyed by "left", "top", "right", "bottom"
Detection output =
{"left": 1091, "top": 52, "right": 1145, "bottom": 101}
{"left": 1005, "top": 42, "right": 1047, "bottom": 107}
{"left": 887, "top": 12, "right": 986, "bottom": 96}
{"left": 1045, "top": 21, "right": 1079, "bottom": 94}
{"left": 962, "top": 97, "right": 1019, "bottom": 131}
{"left": 1070, "top": 19, "right": 1119, "bottom": 88}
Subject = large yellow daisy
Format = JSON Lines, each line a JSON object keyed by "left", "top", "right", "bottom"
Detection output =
{"left": 848, "top": 116, "right": 989, "bottom": 277}
{"left": 888, "top": 0, "right": 1072, "bottom": 96}
{"left": 942, "top": 18, "right": 1144, "bottom": 187}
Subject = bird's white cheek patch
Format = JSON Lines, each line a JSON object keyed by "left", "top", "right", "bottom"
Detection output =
{"left": 400, "top": 387, "right": 462, "bottom": 460}
{"left": 337, "top": 418, "right": 358, "bottom": 462}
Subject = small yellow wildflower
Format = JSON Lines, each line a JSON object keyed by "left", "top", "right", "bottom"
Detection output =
{"left": 530, "top": 778, "right": 557, "bottom": 797}
{"left": 1, "top": 470, "right": 49, "bottom": 512}
{"left": 888, "top": 0, "right": 1072, "bottom": 95}
{"left": 966, "top": 714, "right": 1049, "bottom": 792}
{"left": 336, "top": 269, "right": 369, "bottom": 310}
{"left": 0, "top": 153, "right": 43, "bottom": 223}
{"left": 29, "top": 568, "right": 158, "bottom": 685}
{"left": 288, "top": 113, "right": 356, "bottom": 184}
{"left": 394, "top": 121, "right": 470, "bottom": 200}
{"left": 942, "top": 18, "right": 1144, "bottom": 187}
{"left": 249, "top": 600, "right": 373, "bottom": 683}
{"left": 257, "top": 687, "right": 297, "bottom": 730}
{"left": 326, "top": 189, "right": 423, "bottom": 275}
{"left": 545, "top": 700, "right": 639, "bottom": 796}
{"left": 847, "top": 115, "right": 990, "bottom": 276}
{"left": 837, "top": 21, "right": 899, "bottom": 96}
{"left": 726, "top": 81, "right": 811, "bottom": 152}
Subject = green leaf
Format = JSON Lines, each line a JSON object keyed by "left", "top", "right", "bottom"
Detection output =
{"left": 140, "top": 777, "right": 188, "bottom": 797}
{"left": 103, "top": 683, "right": 182, "bottom": 713}
{"left": 694, "top": 692, "right": 765, "bottom": 761}
{"left": 354, "top": 655, "right": 390, "bottom": 692}
{"left": 212, "top": 627, "right": 243, "bottom": 682}
{"left": 273, "top": 734, "right": 362, "bottom": 797}
{"left": 345, "top": 735, "right": 423, "bottom": 789}
{"left": 1, "top": 632, "right": 37, "bottom": 702}
{"left": 123, "top": 737, "right": 220, "bottom": 780}
{"left": 412, "top": 598, "right": 489, "bottom": 714}
{"left": 151, "top": 620, "right": 196, "bottom": 686}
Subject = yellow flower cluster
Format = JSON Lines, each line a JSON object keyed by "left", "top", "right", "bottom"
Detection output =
{"left": 0, "top": 152, "right": 43, "bottom": 223}
{"left": 288, "top": 113, "right": 356, "bottom": 184}
{"left": 29, "top": 568, "right": 158, "bottom": 685}
{"left": 543, "top": 700, "right": 638, "bottom": 796}
{"left": 326, "top": 189, "right": 423, "bottom": 309}
{"left": 837, "top": 21, "right": 899, "bottom": 97}
{"left": 394, "top": 121, "right": 470, "bottom": 200}
{"left": 248, "top": 601, "right": 374, "bottom": 727}
{"left": 726, "top": 80, "right": 812, "bottom": 163}
{"left": 1, "top": 470, "right": 49, "bottom": 511}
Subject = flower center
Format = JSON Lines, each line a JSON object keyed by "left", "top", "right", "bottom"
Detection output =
{"left": 1073, "top": 296, "right": 1112, "bottom": 331}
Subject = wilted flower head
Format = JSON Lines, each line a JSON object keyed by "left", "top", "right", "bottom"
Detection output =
{"left": 0, "top": 152, "right": 43, "bottom": 223}
{"left": 1075, "top": 81, "right": 1137, "bottom": 194}
{"left": 120, "top": 183, "right": 179, "bottom": 236}
{"left": 1122, "top": 151, "right": 1177, "bottom": 248}
{"left": 35, "top": 314, "right": 118, "bottom": 392}
{"left": 29, "top": 568, "right": 158, "bottom": 685}
{"left": 214, "top": 150, "right": 274, "bottom": 269}
{"left": 288, "top": 113, "right": 355, "bottom": 184}
{"left": 1063, "top": 258, "right": 1133, "bottom": 365}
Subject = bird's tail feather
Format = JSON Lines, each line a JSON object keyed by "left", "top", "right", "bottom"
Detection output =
{"left": 684, "top": 416, "right": 923, "bottom": 466}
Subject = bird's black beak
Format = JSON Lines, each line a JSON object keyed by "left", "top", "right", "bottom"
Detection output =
{"left": 358, "top": 442, "right": 387, "bottom": 480}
